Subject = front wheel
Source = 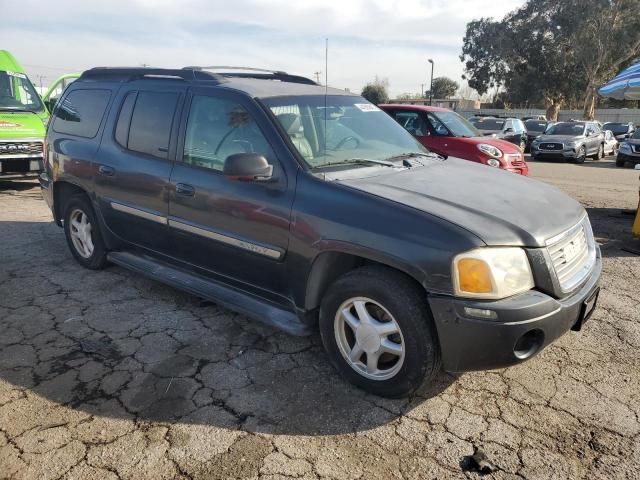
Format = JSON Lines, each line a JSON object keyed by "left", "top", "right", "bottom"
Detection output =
{"left": 319, "top": 266, "right": 440, "bottom": 398}
{"left": 575, "top": 146, "right": 586, "bottom": 164}
{"left": 63, "top": 195, "right": 108, "bottom": 269}
{"left": 616, "top": 157, "right": 626, "bottom": 167}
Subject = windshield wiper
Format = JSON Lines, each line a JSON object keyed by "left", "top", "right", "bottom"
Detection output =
{"left": 384, "top": 151, "right": 444, "bottom": 162}
{"left": 314, "top": 158, "right": 398, "bottom": 169}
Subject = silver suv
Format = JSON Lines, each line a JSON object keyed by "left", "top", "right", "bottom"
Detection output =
{"left": 530, "top": 121, "right": 605, "bottom": 163}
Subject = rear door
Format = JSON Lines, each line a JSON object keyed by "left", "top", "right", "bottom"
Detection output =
{"left": 585, "top": 123, "right": 600, "bottom": 154}
{"left": 167, "top": 87, "right": 294, "bottom": 298}
{"left": 94, "top": 86, "right": 185, "bottom": 253}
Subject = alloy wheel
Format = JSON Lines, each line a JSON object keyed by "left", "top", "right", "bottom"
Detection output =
{"left": 334, "top": 297, "right": 405, "bottom": 381}
{"left": 69, "top": 208, "right": 94, "bottom": 258}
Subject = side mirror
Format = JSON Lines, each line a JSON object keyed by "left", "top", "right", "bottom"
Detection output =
{"left": 504, "top": 127, "right": 514, "bottom": 133}
{"left": 223, "top": 153, "right": 273, "bottom": 182}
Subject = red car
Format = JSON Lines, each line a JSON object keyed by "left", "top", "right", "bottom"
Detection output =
{"left": 381, "top": 104, "right": 528, "bottom": 175}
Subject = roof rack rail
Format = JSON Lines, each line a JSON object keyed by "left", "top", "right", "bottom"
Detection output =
{"left": 79, "top": 67, "right": 221, "bottom": 82}
{"left": 183, "top": 66, "right": 317, "bottom": 85}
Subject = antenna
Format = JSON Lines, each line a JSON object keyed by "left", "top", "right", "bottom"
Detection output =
{"left": 324, "top": 38, "right": 328, "bottom": 156}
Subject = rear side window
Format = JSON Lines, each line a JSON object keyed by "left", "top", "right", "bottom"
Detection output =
{"left": 114, "top": 92, "right": 137, "bottom": 147}
{"left": 127, "top": 91, "right": 178, "bottom": 159}
{"left": 53, "top": 89, "right": 111, "bottom": 138}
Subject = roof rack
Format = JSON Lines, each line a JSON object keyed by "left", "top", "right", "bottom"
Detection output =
{"left": 183, "top": 66, "right": 317, "bottom": 85}
{"left": 79, "top": 67, "right": 222, "bottom": 82}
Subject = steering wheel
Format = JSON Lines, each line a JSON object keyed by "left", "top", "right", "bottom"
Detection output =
{"left": 334, "top": 136, "right": 360, "bottom": 150}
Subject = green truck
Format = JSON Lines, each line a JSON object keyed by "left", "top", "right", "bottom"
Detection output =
{"left": 0, "top": 50, "right": 78, "bottom": 177}
{"left": 0, "top": 50, "right": 48, "bottom": 177}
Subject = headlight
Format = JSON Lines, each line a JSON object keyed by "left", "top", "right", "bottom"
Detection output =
{"left": 565, "top": 141, "right": 578, "bottom": 148}
{"left": 487, "top": 158, "right": 501, "bottom": 168}
{"left": 620, "top": 143, "right": 632, "bottom": 152}
{"left": 452, "top": 247, "right": 534, "bottom": 299}
{"left": 477, "top": 144, "right": 503, "bottom": 158}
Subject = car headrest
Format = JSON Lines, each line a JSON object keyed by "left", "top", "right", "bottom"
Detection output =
{"left": 277, "top": 113, "right": 301, "bottom": 135}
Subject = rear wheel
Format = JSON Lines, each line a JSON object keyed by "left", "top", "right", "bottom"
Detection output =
{"left": 593, "top": 143, "right": 604, "bottom": 160}
{"left": 575, "top": 146, "right": 586, "bottom": 164}
{"left": 63, "top": 195, "right": 108, "bottom": 269}
{"left": 319, "top": 266, "right": 440, "bottom": 398}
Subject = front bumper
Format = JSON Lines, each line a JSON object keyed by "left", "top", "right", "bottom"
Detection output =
{"left": 428, "top": 250, "right": 602, "bottom": 372}
{"left": 617, "top": 152, "right": 640, "bottom": 164}
{"left": 0, "top": 158, "right": 43, "bottom": 176}
{"left": 531, "top": 146, "right": 579, "bottom": 159}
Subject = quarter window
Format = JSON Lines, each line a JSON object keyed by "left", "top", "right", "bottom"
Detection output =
{"left": 52, "top": 89, "right": 111, "bottom": 138}
{"left": 127, "top": 91, "right": 178, "bottom": 159}
{"left": 183, "top": 95, "right": 273, "bottom": 172}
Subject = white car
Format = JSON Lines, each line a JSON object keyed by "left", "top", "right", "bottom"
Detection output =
{"left": 604, "top": 130, "right": 619, "bottom": 156}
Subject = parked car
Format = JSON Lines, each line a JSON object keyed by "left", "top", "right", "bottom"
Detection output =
{"left": 468, "top": 116, "right": 528, "bottom": 151}
{"left": 381, "top": 105, "right": 528, "bottom": 175}
{"left": 603, "top": 130, "right": 619, "bottom": 156}
{"left": 530, "top": 121, "right": 605, "bottom": 163}
{"left": 602, "top": 122, "right": 635, "bottom": 142}
{"left": 523, "top": 119, "right": 553, "bottom": 152}
{"left": 0, "top": 50, "right": 47, "bottom": 177}
{"left": 522, "top": 115, "right": 547, "bottom": 121}
{"left": 616, "top": 129, "right": 640, "bottom": 167}
{"left": 41, "top": 67, "right": 601, "bottom": 397}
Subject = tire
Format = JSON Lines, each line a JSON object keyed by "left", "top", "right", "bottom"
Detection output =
{"left": 593, "top": 143, "right": 604, "bottom": 160}
{"left": 63, "top": 195, "right": 108, "bottom": 269}
{"left": 319, "top": 266, "right": 441, "bottom": 398}
{"left": 615, "top": 157, "right": 626, "bottom": 168}
{"left": 519, "top": 139, "right": 526, "bottom": 152}
{"left": 575, "top": 146, "right": 586, "bottom": 164}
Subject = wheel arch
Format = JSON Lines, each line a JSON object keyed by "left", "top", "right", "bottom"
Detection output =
{"left": 303, "top": 246, "right": 428, "bottom": 313}
{"left": 53, "top": 180, "right": 90, "bottom": 225}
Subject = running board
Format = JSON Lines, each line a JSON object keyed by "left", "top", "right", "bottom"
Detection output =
{"left": 107, "top": 251, "right": 312, "bottom": 336}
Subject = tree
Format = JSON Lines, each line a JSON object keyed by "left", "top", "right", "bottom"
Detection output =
{"left": 460, "top": 0, "right": 640, "bottom": 120}
{"left": 361, "top": 77, "right": 389, "bottom": 105}
{"left": 429, "top": 77, "right": 459, "bottom": 99}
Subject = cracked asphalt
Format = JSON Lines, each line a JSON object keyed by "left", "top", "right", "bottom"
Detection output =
{"left": 1, "top": 157, "right": 639, "bottom": 479}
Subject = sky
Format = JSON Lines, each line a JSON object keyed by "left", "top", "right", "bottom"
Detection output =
{"left": 1, "top": 0, "right": 524, "bottom": 96}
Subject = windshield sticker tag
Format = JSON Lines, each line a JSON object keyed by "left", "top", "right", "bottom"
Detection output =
{"left": 0, "top": 121, "right": 23, "bottom": 129}
{"left": 355, "top": 103, "right": 380, "bottom": 112}
{"left": 6, "top": 71, "right": 27, "bottom": 79}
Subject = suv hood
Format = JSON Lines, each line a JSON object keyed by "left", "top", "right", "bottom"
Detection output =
{"left": 337, "top": 157, "right": 584, "bottom": 247}
{"left": 535, "top": 134, "right": 584, "bottom": 143}
{"left": 0, "top": 112, "right": 46, "bottom": 140}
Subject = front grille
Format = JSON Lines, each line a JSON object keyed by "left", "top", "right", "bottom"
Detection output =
{"left": 546, "top": 217, "right": 596, "bottom": 293}
{"left": 540, "top": 143, "right": 563, "bottom": 150}
{"left": 0, "top": 141, "right": 44, "bottom": 158}
{"left": 632, "top": 144, "right": 640, "bottom": 153}
{"left": 505, "top": 153, "right": 525, "bottom": 166}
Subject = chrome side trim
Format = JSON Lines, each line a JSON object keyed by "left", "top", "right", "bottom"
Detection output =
{"left": 110, "top": 202, "right": 167, "bottom": 224}
{"left": 168, "top": 219, "right": 282, "bottom": 259}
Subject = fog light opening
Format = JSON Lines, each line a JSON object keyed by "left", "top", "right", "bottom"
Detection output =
{"left": 513, "top": 329, "right": 545, "bottom": 360}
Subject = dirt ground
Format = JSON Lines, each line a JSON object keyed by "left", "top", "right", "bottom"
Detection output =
{"left": 0, "top": 157, "right": 639, "bottom": 480}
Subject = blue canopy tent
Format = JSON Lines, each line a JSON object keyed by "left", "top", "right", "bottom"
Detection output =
{"left": 598, "top": 62, "right": 640, "bottom": 100}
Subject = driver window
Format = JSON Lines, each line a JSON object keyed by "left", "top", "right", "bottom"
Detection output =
{"left": 394, "top": 111, "right": 427, "bottom": 136}
{"left": 183, "top": 95, "right": 273, "bottom": 171}
{"left": 426, "top": 113, "right": 449, "bottom": 136}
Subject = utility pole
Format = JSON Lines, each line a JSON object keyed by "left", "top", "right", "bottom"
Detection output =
{"left": 37, "top": 75, "right": 45, "bottom": 92}
{"left": 314, "top": 71, "right": 322, "bottom": 84}
{"left": 428, "top": 59, "right": 434, "bottom": 106}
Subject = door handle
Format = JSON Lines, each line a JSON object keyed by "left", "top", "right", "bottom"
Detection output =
{"left": 98, "top": 165, "right": 115, "bottom": 176}
{"left": 175, "top": 183, "right": 195, "bottom": 196}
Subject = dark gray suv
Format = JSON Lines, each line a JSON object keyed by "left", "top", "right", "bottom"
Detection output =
{"left": 40, "top": 67, "right": 601, "bottom": 397}
{"left": 531, "top": 121, "right": 605, "bottom": 163}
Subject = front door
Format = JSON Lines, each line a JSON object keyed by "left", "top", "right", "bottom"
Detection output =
{"left": 168, "top": 88, "right": 294, "bottom": 299}
{"left": 95, "top": 87, "right": 185, "bottom": 253}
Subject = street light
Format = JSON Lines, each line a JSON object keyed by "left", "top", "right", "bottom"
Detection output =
{"left": 428, "top": 58, "right": 434, "bottom": 106}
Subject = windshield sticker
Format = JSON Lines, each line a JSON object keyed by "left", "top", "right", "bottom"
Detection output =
{"left": 6, "top": 71, "right": 27, "bottom": 79}
{"left": 355, "top": 103, "right": 380, "bottom": 112}
{"left": 0, "top": 121, "right": 23, "bottom": 129}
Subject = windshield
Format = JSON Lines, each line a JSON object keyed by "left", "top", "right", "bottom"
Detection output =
{"left": 545, "top": 122, "right": 585, "bottom": 136}
{"left": 524, "top": 120, "right": 547, "bottom": 133}
{"left": 430, "top": 111, "right": 481, "bottom": 137}
{"left": 0, "top": 70, "right": 44, "bottom": 112}
{"left": 262, "top": 95, "right": 428, "bottom": 168}
{"left": 603, "top": 123, "right": 630, "bottom": 135}
{"left": 469, "top": 118, "right": 505, "bottom": 131}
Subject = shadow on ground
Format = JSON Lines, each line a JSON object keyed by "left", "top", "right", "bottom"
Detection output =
{"left": 0, "top": 217, "right": 456, "bottom": 436}
{"left": 586, "top": 207, "right": 640, "bottom": 259}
